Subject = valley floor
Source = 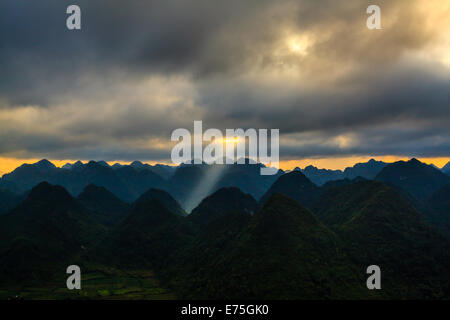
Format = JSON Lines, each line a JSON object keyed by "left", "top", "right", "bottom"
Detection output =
{"left": 0, "top": 269, "right": 175, "bottom": 300}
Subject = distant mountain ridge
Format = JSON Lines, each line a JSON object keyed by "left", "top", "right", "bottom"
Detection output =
{"left": 299, "top": 166, "right": 343, "bottom": 186}
{"left": 0, "top": 160, "right": 168, "bottom": 202}
{"left": 0, "top": 189, "right": 24, "bottom": 215}
{"left": 297, "top": 159, "right": 387, "bottom": 185}
{"left": 0, "top": 159, "right": 282, "bottom": 210}
{"left": 61, "top": 160, "right": 176, "bottom": 179}
{"left": 0, "top": 157, "right": 448, "bottom": 215}
{"left": 442, "top": 161, "right": 450, "bottom": 174}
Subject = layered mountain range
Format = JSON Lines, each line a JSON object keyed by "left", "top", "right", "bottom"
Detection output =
{"left": 0, "top": 158, "right": 449, "bottom": 299}
{"left": 297, "top": 159, "right": 387, "bottom": 185}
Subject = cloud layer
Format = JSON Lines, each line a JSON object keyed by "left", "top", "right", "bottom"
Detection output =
{"left": 0, "top": 0, "right": 449, "bottom": 161}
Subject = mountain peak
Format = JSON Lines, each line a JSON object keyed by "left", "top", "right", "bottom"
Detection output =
{"left": 409, "top": 158, "right": 422, "bottom": 164}
{"left": 86, "top": 160, "right": 108, "bottom": 168}
{"left": 30, "top": 180, "right": 52, "bottom": 192}
{"left": 135, "top": 188, "right": 186, "bottom": 217}
{"left": 375, "top": 158, "right": 450, "bottom": 201}
{"left": 260, "top": 192, "right": 317, "bottom": 223}
{"left": 62, "top": 163, "right": 73, "bottom": 169}
{"left": 259, "top": 171, "right": 319, "bottom": 208}
{"left": 189, "top": 187, "right": 258, "bottom": 225}
{"left": 77, "top": 184, "right": 130, "bottom": 226}
{"left": 130, "top": 161, "right": 150, "bottom": 170}
{"left": 96, "top": 160, "right": 110, "bottom": 167}
{"left": 442, "top": 161, "right": 450, "bottom": 173}
{"left": 34, "top": 159, "right": 56, "bottom": 170}
{"left": 62, "top": 160, "right": 84, "bottom": 170}
{"left": 281, "top": 170, "right": 311, "bottom": 180}
{"left": 27, "top": 181, "right": 73, "bottom": 203}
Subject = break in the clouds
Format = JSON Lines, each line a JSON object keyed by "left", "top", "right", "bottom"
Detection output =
{"left": 0, "top": 0, "right": 449, "bottom": 162}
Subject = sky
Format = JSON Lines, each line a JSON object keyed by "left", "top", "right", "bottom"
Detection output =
{"left": 0, "top": 0, "right": 449, "bottom": 174}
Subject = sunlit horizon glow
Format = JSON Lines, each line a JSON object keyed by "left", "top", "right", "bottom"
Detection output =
{"left": 0, "top": 155, "right": 449, "bottom": 177}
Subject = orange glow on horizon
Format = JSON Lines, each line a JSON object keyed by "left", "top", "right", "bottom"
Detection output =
{"left": 278, "top": 156, "right": 450, "bottom": 171}
{"left": 0, "top": 156, "right": 449, "bottom": 176}
{"left": 0, "top": 158, "right": 172, "bottom": 176}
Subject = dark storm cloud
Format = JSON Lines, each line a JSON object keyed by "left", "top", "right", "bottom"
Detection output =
{"left": 0, "top": 0, "right": 449, "bottom": 161}
{"left": 197, "top": 61, "right": 450, "bottom": 132}
{"left": 0, "top": 0, "right": 273, "bottom": 105}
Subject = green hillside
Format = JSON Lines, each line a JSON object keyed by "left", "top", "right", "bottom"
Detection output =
{"left": 0, "top": 182, "right": 106, "bottom": 285}
{"left": 315, "top": 180, "right": 450, "bottom": 298}
{"left": 425, "top": 184, "right": 450, "bottom": 238}
{"left": 165, "top": 193, "right": 372, "bottom": 299}
{"left": 189, "top": 187, "right": 258, "bottom": 225}
{"left": 93, "top": 199, "right": 194, "bottom": 269}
